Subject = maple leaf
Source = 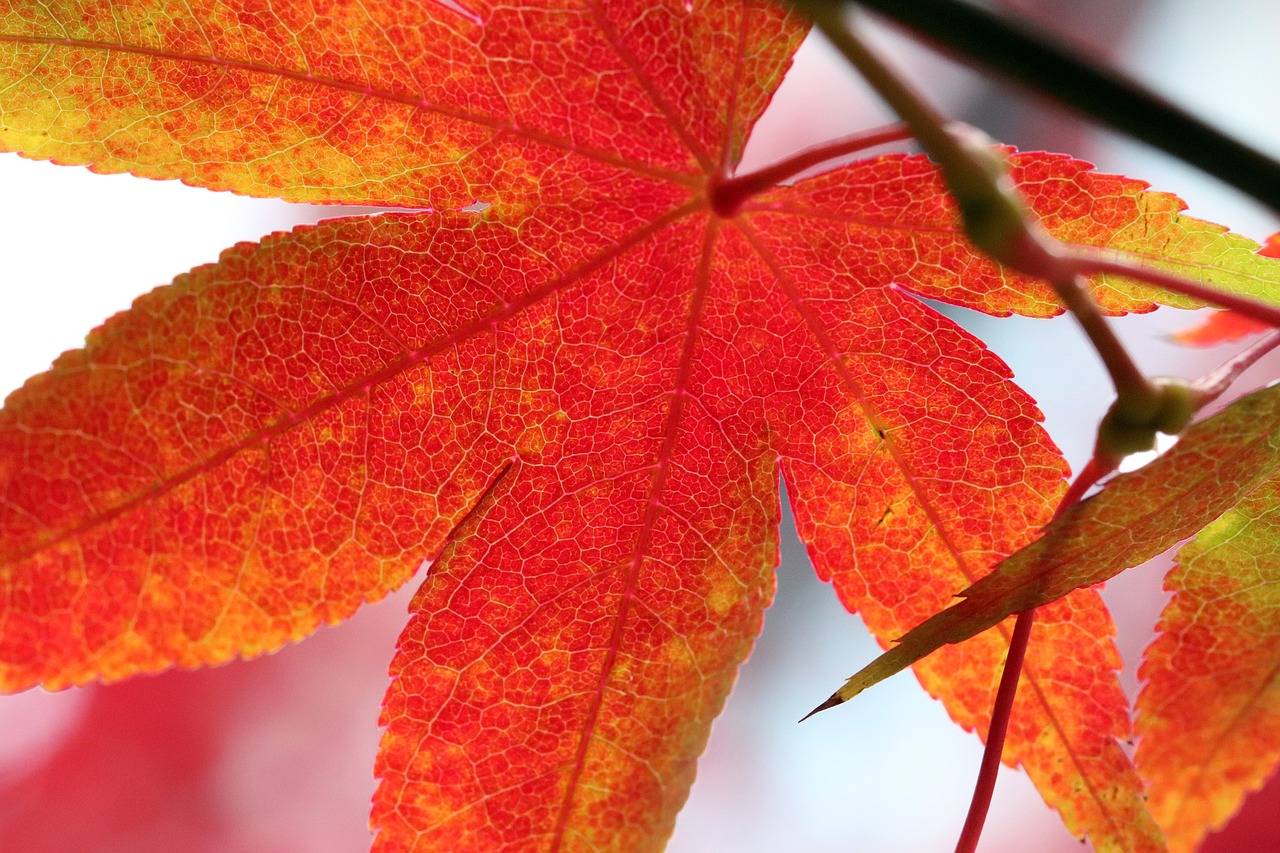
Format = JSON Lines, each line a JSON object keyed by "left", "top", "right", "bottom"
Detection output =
{"left": 1136, "top": 483, "right": 1280, "bottom": 853}
{"left": 823, "top": 383, "right": 1280, "bottom": 701}
{"left": 4, "top": 2, "right": 1280, "bottom": 850}
{"left": 1170, "top": 234, "right": 1280, "bottom": 346}
{"left": 820, "top": 380, "right": 1280, "bottom": 853}
{"left": 1135, "top": 402, "right": 1280, "bottom": 850}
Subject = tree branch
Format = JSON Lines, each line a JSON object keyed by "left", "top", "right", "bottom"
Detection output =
{"left": 799, "top": 0, "right": 1280, "bottom": 214}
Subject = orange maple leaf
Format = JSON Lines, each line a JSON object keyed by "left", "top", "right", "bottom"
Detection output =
{"left": 5, "top": 2, "right": 1280, "bottom": 850}
{"left": 1137, "top": 475, "right": 1280, "bottom": 853}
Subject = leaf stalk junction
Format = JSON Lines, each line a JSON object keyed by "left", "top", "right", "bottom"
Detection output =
{"left": 706, "top": 123, "right": 912, "bottom": 217}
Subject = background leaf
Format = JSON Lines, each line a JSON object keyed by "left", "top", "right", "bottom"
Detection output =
{"left": 1137, "top": 471, "right": 1280, "bottom": 851}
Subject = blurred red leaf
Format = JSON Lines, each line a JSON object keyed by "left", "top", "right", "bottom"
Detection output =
{"left": 0, "top": 585, "right": 413, "bottom": 853}
{"left": 1170, "top": 309, "right": 1270, "bottom": 347}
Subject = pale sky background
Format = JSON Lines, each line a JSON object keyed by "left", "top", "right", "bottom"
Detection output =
{"left": 2, "top": 3, "right": 1279, "bottom": 851}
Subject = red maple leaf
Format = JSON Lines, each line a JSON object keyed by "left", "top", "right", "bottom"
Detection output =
{"left": 4, "top": 2, "right": 1280, "bottom": 850}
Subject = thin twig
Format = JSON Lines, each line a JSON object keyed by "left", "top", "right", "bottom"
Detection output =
{"left": 709, "top": 123, "right": 913, "bottom": 216}
{"left": 952, "top": 456, "right": 1113, "bottom": 853}
{"left": 954, "top": 609, "right": 1033, "bottom": 853}
{"left": 1048, "top": 274, "right": 1159, "bottom": 411}
{"left": 788, "top": 2, "right": 996, "bottom": 215}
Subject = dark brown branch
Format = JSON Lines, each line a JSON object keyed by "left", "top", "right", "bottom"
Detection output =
{"left": 799, "top": 0, "right": 1280, "bottom": 214}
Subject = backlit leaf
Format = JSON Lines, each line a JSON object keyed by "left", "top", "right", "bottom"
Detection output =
{"left": 1169, "top": 233, "right": 1280, "bottom": 346}
{"left": 827, "top": 384, "right": 1280, "bottom": 708}
{"left": 1137, "top": 459, "right": 1280, "bottom": 851}
{"left": 6, "top": 1, "right": 1280, "bottom": 849}
{"left": 0, "top": 0, "right": 789, "bottom": 208}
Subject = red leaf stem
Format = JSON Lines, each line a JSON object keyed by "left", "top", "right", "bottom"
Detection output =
{"left": 954, "top": 455, "right": 1114, "bottom": 853}
{"left": 707, "top": 123, "right": 912, "bottom": 216}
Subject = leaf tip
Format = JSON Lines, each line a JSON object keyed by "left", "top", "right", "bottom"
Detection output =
{"left": 798, "top": 693, "right": 844, "bottom": 722}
